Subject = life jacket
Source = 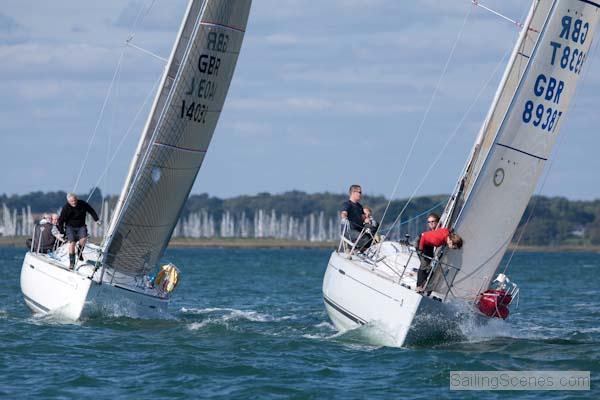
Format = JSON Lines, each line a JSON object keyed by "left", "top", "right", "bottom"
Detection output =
{"left": 154, "top": 264, "right": 180, "bottom": 294}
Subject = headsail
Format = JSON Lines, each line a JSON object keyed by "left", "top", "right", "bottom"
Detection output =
{"left": 434, "top": 0, "right": 599, "bottom": 299}
{"left": 103, "top": 0, "right": 252, "bottom": 276}
{"left": 441, "top": 1, "right": 553, "bottom": 226}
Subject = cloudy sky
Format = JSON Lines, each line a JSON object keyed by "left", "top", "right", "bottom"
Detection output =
{"left": 1, "top": 0, "right": 599, "bottom": 200}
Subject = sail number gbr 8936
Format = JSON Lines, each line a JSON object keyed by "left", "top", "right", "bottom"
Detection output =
{"left": 180, "top": 31, "right": 229, "bottom": 124}
{"left": 522, "top": 14, "right": 590, "bottom": 133}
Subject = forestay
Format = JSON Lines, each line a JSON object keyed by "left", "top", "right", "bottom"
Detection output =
{"left": 442, "top": 0, "right": 553, "bottom": 223}
{"left": 104, "top": 0, "right": 252, "bottom": 276}
{"left": 434, "top": 0, "right": 599, "bottom": 300}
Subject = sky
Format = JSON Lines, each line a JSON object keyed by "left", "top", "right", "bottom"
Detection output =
{"left": 1, "top": 0, "right": 599, "bottom": 200}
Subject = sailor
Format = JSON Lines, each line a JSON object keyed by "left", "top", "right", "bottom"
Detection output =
{"left": 363, "top": 206, "right": 378, "bottom": 231}
{"left": 49, "top": 213, "right": 65, "bottom": 244}
{"left": 416, "top": 227, "right": 463, "bottom": 292}
{"left": 29, "top": 216, "right": 56, "bottom": 254}
{"left": 425, "top": 212, "right": 440, "bottom": 231}
{"left": 57, "top": 193, "right": 100, "bottom": 269}
{"left": 414, "top": 212, "right": 440, "bottom": 258}
{"left": 340, "top": 184, "right": 365, "bottom": 242}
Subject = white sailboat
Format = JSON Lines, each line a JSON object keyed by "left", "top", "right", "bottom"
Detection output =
{"left": 323, "top": 0, "right": 600, "bottom": 346}
{"left": 20, "top": 0, "right": 252, "bottom": 320}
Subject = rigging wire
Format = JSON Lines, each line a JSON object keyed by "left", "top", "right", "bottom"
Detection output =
{"left": 382, "top": 42, "right": 513, "bottom": 236}
{"left": 128, "top": 0, "right": 158, "bottom": 41}
{"left": 99, "top": 51, "right": 123, "bottom": 231}
{"left": 73, "top": 0, "right": 158, "bottom": 195}
{"left": 471, "top": 0, "right": 523, "bottom": 29}
{"left": 377, "top": 3, "right": 474, "bottom": 231}
{"left": 72, "top": 51, "right": 125, "bottom": 194}
{"left": 381, "top": 0, "right": 529, "bottom": 236}
{"left": 396, "top": 201, "right": 446, "bottom": 227}
{"left": 86, "top": 74, "right": 163, "bottom": 204}
{"left": 88, "top": 74, "right": 161, "bottom": 253}
{"left": 125, "top": 40, "right": 169, "bottom": 62}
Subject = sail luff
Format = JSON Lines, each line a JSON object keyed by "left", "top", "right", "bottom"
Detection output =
{"left": 441, "top": 1, "right": 543, "bottom": 229}
{"left": 433, "top": 0, "right": 600, "bottom": 300}
{"left": 103, "top": 0, "right": 252, "bottom": 276}
{"left": 471, "top": 2, "right": 538, "bottom": 160}
{"left": 105, "top": 0, "right": 198, "bottom": 245}
{"left": 106, "top": 1, "right": 210, "bottom": 277}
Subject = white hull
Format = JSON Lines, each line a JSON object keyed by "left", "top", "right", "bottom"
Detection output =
{"left": 20, "top": 244, "right": 169, "bottom": 321}
{"left": 322, "top": 243, "right": 484, "bottom": 347}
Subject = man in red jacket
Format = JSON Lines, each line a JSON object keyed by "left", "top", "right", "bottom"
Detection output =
{"left": 416, "top": 227, "right": 463, "bottom": 291}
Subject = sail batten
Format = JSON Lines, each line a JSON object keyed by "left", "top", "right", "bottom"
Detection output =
{"left": 435, "top": 0, "right": 600, "bottom": 299}
{"left": 103, "top": 0, "right": 252, "bottom": 277}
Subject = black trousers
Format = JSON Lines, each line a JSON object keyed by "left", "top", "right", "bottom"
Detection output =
{"left": 417, "top": 263, "right": 430, "bottom": 287}
{"left": 416, "top": 232, "right": 434, "bottom": 287}
{"left": 347, "top": 228, "right": 372, "bottom": 252}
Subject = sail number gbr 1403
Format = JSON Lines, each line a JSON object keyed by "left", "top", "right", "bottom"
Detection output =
{"left": 179, "top": 32, "right": 229, "bottom": 125}
{"left": 180, "top": 100, "right": 207, "bottom": 124}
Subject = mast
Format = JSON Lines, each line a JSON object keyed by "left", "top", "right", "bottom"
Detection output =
{"left": 432, "top": 0, "right": 600, "bottom": 299}
{"left": 103, "top": 0, "right": 252, "bottom": 277}
{"left": 441, "top": 1, "right": 545, "bottom": 229}
{"left": 106, "top": 0, "right": 197, "bottom": 244}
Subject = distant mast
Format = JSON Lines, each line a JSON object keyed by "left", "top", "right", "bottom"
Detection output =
{"left": 103, "top": 0, "right": 252, "bottom": 277}
{"left": 434, "top": 0, "right": 600, "bottom": 299}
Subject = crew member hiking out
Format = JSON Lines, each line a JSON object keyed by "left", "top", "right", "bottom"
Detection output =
{"left": 416, "top": 227, "right": 463, "bottom": 292}
{"left": 57, "top": 193, "right": 100, "bottom": 269}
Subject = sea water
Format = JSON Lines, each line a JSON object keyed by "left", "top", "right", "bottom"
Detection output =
{"left": 1, "top": 246, "right": 598, "bottom": 399}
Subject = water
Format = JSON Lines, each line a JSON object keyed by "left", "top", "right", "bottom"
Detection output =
{"left": 1, "top": 246, "right": 598, "bottom": 399}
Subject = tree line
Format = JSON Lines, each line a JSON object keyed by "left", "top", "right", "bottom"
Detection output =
{"left": 1, "top": 189, "right": 598, "bottom": 245}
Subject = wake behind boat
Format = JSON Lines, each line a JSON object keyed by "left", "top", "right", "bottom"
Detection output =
{"left": 20, "top": 0, "right": 252, "bottom": 320}
{"left": 323, "top": 0, "right": 600, "bottom": 347}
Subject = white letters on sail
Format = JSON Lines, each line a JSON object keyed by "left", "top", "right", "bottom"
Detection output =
{"left": 104, "top": 0, "right": 252, "bottom": 276}
{"left": 437, "top": 0, "right": 599, "bottom": 300}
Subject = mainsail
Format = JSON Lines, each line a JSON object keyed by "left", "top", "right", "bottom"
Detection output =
{"left": 434, "top": 0, "right": 599, "bottom": 299}
{"left": 103, "top": 0, "right": 252, "bottom": 276}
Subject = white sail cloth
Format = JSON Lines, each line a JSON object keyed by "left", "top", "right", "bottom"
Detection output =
{"left": 104, "top": 0, "right": 252, "bottom": 276}
{"left": 436, "top": 0, "right": 600, "bottom": 299}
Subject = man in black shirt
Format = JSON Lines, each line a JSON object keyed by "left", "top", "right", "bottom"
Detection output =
{"left": 340, "top": 184, "right": 364, "bottom": 233}
{"left": 340, "top": 184, "right": 373, "bottom": 250}
{"left": 58, "top": 193, "right": 100, "bottom": 269}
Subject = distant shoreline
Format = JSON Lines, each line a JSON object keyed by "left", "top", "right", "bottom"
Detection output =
{"left": 2, "top": 236, "right": 600, "bottom": 252}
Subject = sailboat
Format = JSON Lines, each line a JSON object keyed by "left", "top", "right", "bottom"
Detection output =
{"left": 322, "top": 0, "right": 599, "bottom": 346}
{"left": 19, "top": 0, "right": 252, "bottom": 320}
